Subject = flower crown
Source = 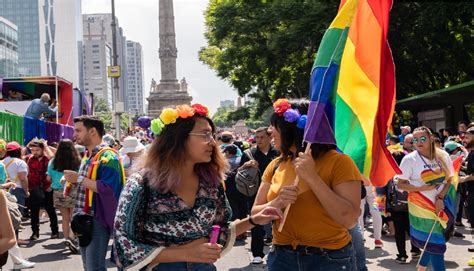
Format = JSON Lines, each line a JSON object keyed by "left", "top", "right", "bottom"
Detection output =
{"left": 150, "top": 104, "right": 209, "bottom": 136}
{"left": 273, "top": 99, "right": 307, "bottom": 129}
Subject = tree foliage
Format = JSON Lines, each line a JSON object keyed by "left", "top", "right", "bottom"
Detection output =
{"left": 200, "top": 1, "right": 473, "bottom": 115}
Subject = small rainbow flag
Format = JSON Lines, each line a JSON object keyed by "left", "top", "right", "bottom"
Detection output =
{"left": 303, "top": 0, "right": 400, "bottom": 186}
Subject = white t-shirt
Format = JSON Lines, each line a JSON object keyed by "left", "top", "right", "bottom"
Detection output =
{"left": 3, "top": 156, "right": 28, "bottom": 189}
{"left": 397, "top": 150, "right": 454, "bottom": 203}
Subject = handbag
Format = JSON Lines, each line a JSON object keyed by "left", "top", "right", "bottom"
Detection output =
{"left": 71, "top": 214, "right": 94, "bottom": 247}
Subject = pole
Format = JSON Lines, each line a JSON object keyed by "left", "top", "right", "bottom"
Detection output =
{"left": 277, "top": 143, "right": 312, "bottom": 232}
{"left": 111, "top": 0, "right": 121, "bottom": 140}
{"left": 416, "top": 217, "right": 439, "bottom": 268}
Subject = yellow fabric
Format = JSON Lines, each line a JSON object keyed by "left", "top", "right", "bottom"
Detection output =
{"left": 262, "top": 150, "right": 361, "bottom": 249}
{"left": 338, "top": 39, "right": 379, "bottom": 174}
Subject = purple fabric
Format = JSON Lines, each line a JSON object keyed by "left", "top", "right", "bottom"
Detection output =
{"left": 94, "top": 181, "right": 119, "bottom": 234}
{"left": 45, "top": 122, "right": 61, "bottom": 143}
{"left": 304, "top": 101, "right": 336, "bottom": 144}
{"left": 62, "top": 125, "right": 74, "bottom": 140}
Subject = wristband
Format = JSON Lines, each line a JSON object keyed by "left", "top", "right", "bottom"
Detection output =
{"left": 248, "top": 215, "right": 258, "bottom": 226}
{"left": 77, "top": 175, "right": 85, "bottom": 185}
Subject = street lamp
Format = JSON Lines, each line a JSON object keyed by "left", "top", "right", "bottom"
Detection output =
{"left": 110, "top": 0, "right": 123, "bottom": 140}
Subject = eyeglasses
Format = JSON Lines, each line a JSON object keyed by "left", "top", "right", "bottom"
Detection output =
{"left": 412, "top": 136, "right": 428, "bottom": 144}
{"left": 189, "top": 131, "right": 216, "bottom": 143}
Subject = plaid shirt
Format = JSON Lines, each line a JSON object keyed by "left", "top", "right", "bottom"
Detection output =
{"left": 73, "top": 144, "right": 106, "bottom": 217}
{"left": 26, "top": 155, "right": 50, "bottom": 190}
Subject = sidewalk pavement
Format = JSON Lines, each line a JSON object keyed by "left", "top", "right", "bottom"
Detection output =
{"left": 5, "top": 214, "right": 474, "bottom": 270}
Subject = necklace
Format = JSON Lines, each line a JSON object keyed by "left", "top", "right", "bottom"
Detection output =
{"left": 417, "top": 151, "right": 442, "bottom": 174}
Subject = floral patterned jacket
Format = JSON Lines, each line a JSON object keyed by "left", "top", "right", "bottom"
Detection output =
{"left": 113, "top": 172, "right": 236, "bottom": 270}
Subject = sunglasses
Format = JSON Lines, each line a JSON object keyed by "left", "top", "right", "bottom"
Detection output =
{"left": 412, "top": 136, "right": 428, "bottom": 144}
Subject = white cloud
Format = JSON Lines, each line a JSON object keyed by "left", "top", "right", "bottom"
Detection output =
{"left": 82, "top": 0, "right": 238, "bottom": 114}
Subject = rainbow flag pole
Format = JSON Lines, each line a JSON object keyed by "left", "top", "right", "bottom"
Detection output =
{"left": 278, "top": 0, "right": 400, "bottom": 232}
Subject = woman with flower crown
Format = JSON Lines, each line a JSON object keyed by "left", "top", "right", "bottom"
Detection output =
{"left": 252, "top": 99, "right": 362, "bottom": 271}
{"left": 113, "top": 103, "right": 282, "bottom": 271}
{"left": 396, "top": 126, "right": 454, "bottom": 271}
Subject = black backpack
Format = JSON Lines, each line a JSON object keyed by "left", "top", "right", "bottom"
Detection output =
{"left": 388, "top": 179, "right": 408, "bottom": 212}
{"left": 235, "top": 149, "right": 260, "bottom": 197}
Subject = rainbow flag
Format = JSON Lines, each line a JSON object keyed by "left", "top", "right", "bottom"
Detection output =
{"left": 303, "top": 0, "right": 400, "bottom": 186}
{"left": 408, "top": 156, "right": 461, "bottom": 254}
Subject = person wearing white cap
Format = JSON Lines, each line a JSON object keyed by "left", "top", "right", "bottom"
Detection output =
{"left": 399, "top": 126, "right": 411, "bottom": 145}
{"left": 120, "top": 137, "right": 145, "bottom": 176}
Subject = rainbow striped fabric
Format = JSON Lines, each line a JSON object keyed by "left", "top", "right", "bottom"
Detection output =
{"left": 303, "top": 0, "right": 400, "bottom": 186}
{"left": 408, "top": 156, "right": 461, "bottom": 254}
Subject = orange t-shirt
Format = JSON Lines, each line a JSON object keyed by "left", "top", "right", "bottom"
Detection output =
{"left": 262, "top": 150, "right": 361, "bottom": 249}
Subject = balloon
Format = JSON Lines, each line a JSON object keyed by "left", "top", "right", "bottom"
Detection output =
{"left": 138, "top": 116, "right": 151, "bottom": 129}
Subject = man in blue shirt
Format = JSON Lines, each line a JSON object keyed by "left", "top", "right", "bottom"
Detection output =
{"left": 25, "top": 93, "right": 57, "bottom": 119}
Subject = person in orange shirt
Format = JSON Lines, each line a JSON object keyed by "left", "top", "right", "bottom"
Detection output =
{"left": 252, "top": 99, "right": 361, "bottom": 270}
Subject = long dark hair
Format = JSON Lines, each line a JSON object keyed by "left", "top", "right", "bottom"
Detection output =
{"left": 53, "top": 139, "right": 81, "bottom": 171}
{"left": 270, "top": 99, "right": 335, "bottom": 161}
{"left": 138, "top": 114, "right": 227, "bottom": 193}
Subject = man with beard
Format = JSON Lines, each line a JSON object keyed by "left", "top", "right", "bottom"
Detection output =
{"left": 26, "top": 139, "right": 59, "bottom": 240}
{"left": 64, "top": 116, "right": 125, "bottom": 270}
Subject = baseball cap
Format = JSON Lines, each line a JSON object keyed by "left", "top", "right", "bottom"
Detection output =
{"left": 6, "top": 141, "right": 21, "bottom": 151}
{"left": 400, "top": 126, "right": 411, "bottom": 132}
{"left": 444, "top": 141, "right": 462, "bottom": 153}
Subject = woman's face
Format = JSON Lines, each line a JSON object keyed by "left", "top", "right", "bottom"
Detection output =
{"left": 413, "top": 130, "right": 431, "bottom": 154}
{"left": 269, "top": 125, "right": 281, "bottom": 151}
{"left": 185, "top": 118, "right": 216, "bottom": 164}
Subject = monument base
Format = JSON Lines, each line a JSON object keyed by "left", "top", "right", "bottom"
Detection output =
{"left": 147, "top": 88, "right": 192, "bottom": 118}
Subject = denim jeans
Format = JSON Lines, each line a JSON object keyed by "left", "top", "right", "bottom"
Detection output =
{"left": 267, "top": 242, "right": 356, "bottom": 271}
{"left": 80, "top": 218, "right": 110, "bottom": 271}
{"left": 349, "top": 225, "right": 367, "bottom": 271}
{"left": 152, "top": 262, "right": 216, "bottom": 271}
{"left": 419, "top": 251, "right": 445, "bottom": 271}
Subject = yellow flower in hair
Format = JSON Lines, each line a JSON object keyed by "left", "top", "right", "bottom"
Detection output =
{"left": 160, "top": 108, "right": 179, "bottom": 125}
{"left": 176, "top": 104, "right": 195, "bottom": 118}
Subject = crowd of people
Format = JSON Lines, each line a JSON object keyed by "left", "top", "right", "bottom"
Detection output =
{"left": 0, "top": 99, "right": 473, "bottom": 271}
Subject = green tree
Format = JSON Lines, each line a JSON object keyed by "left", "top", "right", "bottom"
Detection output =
{"left": 94, "top": 97, "right": 111, "bottom": 113}
{"left": 200, "top": 1, "right": 473, "bottom": 112}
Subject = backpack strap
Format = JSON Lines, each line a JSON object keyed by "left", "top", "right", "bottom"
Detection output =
{"left": 244, "top": 149, "right": 255, "bottom": 161}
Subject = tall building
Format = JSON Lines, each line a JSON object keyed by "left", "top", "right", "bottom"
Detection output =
{"left": 0, "top": 0, "right": 83, "bottom": 87}
{"left": 126, "top": 41, "right": 145, "bottom": 115}
{"left": 0, "top": 16, "right": 18, "bottom": 77}
{"left": 82, "top": 14, "right": 128, "bottom": 110}
{"left": 82, "top": 39, "right": 113, "bottom": 108}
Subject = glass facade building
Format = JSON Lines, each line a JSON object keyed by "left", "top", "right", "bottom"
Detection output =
{"left": 0, "top": 0, "right": 41, "bottom": 76}
{"left": 0, "top": 17, "right": 18, "bottom": 77}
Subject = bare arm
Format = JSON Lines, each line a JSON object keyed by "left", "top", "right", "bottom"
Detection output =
{"left": 306, "top": 178, "right": 361, "bottom": 229}
{"left": 0, "top": 190, "right": 16, "bottom": 254}
{"left": 18, "top": 172, "right": 28, "bottom": 195}
{"left": 460, "top": 175, "right": 474, "bottom": 183}
{"left": 397, "top": 179, "right": 437, "bottom": 192}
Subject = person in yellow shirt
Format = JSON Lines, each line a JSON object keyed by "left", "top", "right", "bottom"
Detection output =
{"left": 252, "top": 99, "right": 361, "bottom": 271}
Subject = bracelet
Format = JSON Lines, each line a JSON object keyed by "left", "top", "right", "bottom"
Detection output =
{"left": 77, "top": 176, "right": 85, "bottom": 185}
{"left": 248, "top": 216, "right": 258, "bottom": 226}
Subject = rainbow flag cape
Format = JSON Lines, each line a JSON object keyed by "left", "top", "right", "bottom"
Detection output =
{"left": 303, "top": 0, "right": 400, "bottom": 186}
{"left": 408, "top": 156, "right": 461, "bottom": 254}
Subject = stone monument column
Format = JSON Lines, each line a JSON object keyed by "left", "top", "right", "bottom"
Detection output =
{"left": 147, "top": 0, "right": 192, "bottom": 118}
{"left": 158, "top": 0, "right": 179, "bottom": 90}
